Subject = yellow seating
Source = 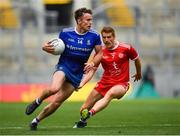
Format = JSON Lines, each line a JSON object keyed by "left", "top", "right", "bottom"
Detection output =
{"left": 43, "top": 0, "right": 72, "bottom": 5}
{"left": 102, "top": 0, "right": 135, "bottom": 27}
{"left": 0, "top": 0, "right": 19, "bottom": 28}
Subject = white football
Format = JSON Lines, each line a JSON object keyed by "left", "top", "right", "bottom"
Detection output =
{"left": 49, "top": 38, "right": 65, "bottom": 55}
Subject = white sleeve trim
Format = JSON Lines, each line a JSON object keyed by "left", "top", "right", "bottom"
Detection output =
{"left": 132, "top": 55, "right": 139, "bottom": 61}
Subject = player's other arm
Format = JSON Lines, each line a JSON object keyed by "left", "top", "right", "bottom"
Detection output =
{"left": 84, "top": 45, "right": 103, "bottom": 73}
{"left": 132, "top": 57, "right": 142, "bottom": 82}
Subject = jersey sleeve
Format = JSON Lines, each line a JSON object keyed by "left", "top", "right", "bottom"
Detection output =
{"left": 94, "top": 34, "right": 102, "bottom": 46}
{"left": 129, "top": 45, "right": 138, "bottom": 60}
{"left": 58, "top": 31, "right": 63, "bottom": 39}
{"left": 58, "top": 31, "right": 67, "bottom": 45}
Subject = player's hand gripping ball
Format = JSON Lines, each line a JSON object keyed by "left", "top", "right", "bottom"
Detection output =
{"left": 49, "top": 38, "right": 65, "bottom": 55}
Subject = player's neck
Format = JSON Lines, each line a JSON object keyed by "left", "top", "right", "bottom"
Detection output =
{"left": 108, "top": 41, "right": 119, "bottom": 50}
{"left": 75, "top": 26, "right": 88, "bottom": 34}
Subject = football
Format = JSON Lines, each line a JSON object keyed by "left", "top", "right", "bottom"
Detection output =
{"left": 49, "top": 38, "right": 65, "bottom": 55}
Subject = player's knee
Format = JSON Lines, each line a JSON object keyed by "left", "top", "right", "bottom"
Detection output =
{"left": 115, "top": 92, "right": 126, "bottom": 99}
{"left": 106, "top": 93, "right": 114, "bottom": 99}
{"left": 49, "top": 87, "right": 60, "bottom": 95}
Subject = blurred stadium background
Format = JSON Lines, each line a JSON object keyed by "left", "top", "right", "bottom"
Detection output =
{"left": 1, "top": 0, "right": 180, "bottom": 135}
{"left": 0, "top": 0, "right": 180, "bottom": 102}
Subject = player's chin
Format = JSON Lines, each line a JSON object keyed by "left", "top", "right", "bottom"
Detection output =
{"left": 86, "top": 26, "right": 91, "bottom": 30}
{"left": 105, "top": 44, "right": 112, "bottom": 49}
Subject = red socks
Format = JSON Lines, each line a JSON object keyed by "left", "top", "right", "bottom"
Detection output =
{"left": 89, "top": 109, "right": 96, "bottom": 116}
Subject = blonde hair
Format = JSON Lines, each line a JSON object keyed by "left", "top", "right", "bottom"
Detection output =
{"left": 101, "top": 26, "right": 115, "bottom": 37}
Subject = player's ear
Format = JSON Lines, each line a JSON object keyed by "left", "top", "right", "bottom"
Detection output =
{"left": 77, "top": 18, "right": 82, "bottom": 24}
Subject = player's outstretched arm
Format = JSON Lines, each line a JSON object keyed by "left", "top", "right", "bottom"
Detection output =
{"left": 132, "top": 57, "right": 142, "bottom": 82}
{"left": 78, "top": 68, "right": 97, "bottom": 89}
{"left": 84, "top": 45, "right": 102, "bottom": 73}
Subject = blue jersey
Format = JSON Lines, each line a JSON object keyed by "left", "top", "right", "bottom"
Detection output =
{"left": 56, "top": 27, "right": 102, "bottom": 88}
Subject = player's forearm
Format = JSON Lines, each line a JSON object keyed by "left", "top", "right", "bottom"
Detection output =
{"left": 134, "top": 58, "right": 142, "bottom": 76}
{"left": 92, "top": 49, "right": 103, "bottom": 67}
{"left": 79, "top": 69, "right": 96, "bottom": 88}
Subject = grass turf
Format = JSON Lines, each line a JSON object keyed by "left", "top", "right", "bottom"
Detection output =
{"left": 0, "top": 99, "right": 180, "bottom": 135}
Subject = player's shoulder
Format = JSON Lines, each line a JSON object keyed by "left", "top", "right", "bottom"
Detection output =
{"left": 89, "top": 28, "right": 100, "bottom": 36}
{"left": 61, "top": 27, "right": 74, "bottom": 33}
{"left": 118, "top": 42, "right": 132, "bottom": 50}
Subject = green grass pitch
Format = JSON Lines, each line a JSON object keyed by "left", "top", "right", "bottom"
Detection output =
{"left": 0, "top": 99, "right": 180, "bottom": 135}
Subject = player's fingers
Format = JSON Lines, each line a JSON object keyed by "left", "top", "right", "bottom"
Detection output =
{"left": 84, "top": 66, "right": 88, "bottom": 72}
{"left": 42, "top": 46, "right": 54, "bottom": 53}
{"left": 84, "top": 62, "right": 94, "bottom": 71}
{"left": 84, "top": 67, "right": 91, "bottom": 74}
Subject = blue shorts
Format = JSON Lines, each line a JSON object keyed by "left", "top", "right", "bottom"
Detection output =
{"left": 55, "top": 64, "right": 83, "bottom": 88}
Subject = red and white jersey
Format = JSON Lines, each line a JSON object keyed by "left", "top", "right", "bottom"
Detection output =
{"left": 99, "top": 42, "right": 138, "bottom": 85}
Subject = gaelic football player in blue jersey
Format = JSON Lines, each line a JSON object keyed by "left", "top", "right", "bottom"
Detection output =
{"left": 25, "top": 7, "right": 102, "bottom": 130}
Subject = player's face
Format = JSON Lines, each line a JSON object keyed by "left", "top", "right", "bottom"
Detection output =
{"left": 102, "top": 32, "right": 115, "bottom": 49}
{"left": 78, "top": 13, "right": 92, "bottom": 33}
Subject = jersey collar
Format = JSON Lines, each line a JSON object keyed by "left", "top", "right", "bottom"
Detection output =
{"left": 75, "top": 27, "right": 88, "bottom": 35}
{"left": 109, "top": 41, "right": 119, "bottom": 50}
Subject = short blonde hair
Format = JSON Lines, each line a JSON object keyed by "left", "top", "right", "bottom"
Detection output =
{"left": 101, "top": 26, "right": 115, "bottom": 37}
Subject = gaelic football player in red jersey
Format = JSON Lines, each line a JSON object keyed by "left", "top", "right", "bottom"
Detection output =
{"left": 73, "top": 26, "right": 142, "bottom": 128}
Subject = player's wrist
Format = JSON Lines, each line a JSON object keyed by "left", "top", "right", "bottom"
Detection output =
{"left": 91, "top": 62, "right": 95, "bottom": 67}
